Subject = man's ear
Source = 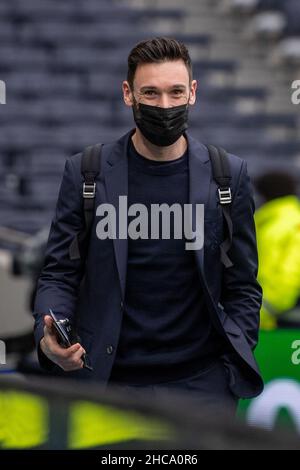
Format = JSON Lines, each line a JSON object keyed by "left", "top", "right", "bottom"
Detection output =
{"left": 123, "top": 81, "right": 134, "bottom": 107}
{"left": 188, "top": 79, "right": 197, "bottom": 106}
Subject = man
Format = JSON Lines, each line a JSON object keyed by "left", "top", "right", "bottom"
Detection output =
{"left": 33, "top": 37, "right": 263, "bottom": 410}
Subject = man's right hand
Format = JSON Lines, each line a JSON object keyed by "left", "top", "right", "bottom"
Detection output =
{"left": 40, "top": 315, "right": 86, "bottom": 371}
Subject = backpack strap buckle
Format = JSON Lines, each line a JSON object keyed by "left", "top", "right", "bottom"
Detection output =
{"left": 218, "top": 187, "right": 232, "bottom": 205}
{"left": 83, "top": 182, "right": 96, "bottom": 199}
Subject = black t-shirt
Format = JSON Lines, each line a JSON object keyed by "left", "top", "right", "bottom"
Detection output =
{"left": 109, "top": 137, "right": 227, "bottom": 385}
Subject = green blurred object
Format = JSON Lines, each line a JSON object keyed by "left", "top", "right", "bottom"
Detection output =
{"left": 239, "top": 329, "right": 300, "bottom": 431}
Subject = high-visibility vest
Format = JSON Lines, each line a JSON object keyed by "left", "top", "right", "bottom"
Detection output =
{"left": 255, "top": 195, "right": 300, "bottom": 330}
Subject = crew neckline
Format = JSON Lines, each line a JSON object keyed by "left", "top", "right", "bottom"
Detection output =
{"left": 128, "top": 137, "right": 188, "bottom": 176}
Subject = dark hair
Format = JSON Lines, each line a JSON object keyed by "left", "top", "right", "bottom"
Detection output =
{"left": 127, "top": 37, "right": 193, "bottom": 89}
{"left": 254, "top": 170, "right": 298, "bottom": 202}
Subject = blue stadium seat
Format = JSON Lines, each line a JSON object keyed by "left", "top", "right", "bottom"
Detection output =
{"left": 0, "top": 46, "right": 49, "bottom": 71}
{"left": 2, "top": 72, "right": 81, "bottom": 98}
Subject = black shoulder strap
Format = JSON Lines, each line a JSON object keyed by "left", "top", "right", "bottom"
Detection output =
{"left": 69, "top": 143, "right": 103, "bottom": 261}
{"left": 206, "top": 144, "right": 234, "bottom": 269}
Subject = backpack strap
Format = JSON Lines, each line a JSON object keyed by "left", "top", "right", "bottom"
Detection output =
{"left": 206, "top": 144, "right": 234, "bottom": 269}
{"left": 69, "top": 143, "right": 103, "bottom": 261}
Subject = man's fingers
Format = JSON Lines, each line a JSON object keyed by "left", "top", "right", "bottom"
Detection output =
{"left": 71, "top": 346, "right": 86, "bottom": 363}
{"left": 50, "top": 341, "right": 81, "bottom": 358}
{"left": 62, "top": 346, "right": 85, "bottom": 370}
{"left": 60, "top": 346, "right": 85, "bottom": 371}
{"left": 42, "top": 328, "right": 84, "bottom": 358}
{"left": 40, "top": 314, "right": 86, "bottom": 371}
{"left": 54, "top": 342, "right": 84, "bottom": 360}
{"left": 69, "top": 343, "right": 84, "bottom": 354}
{"left": 62, "top": 345, "right": 85, "bottom": 363}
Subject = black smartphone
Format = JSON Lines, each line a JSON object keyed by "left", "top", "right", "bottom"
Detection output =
{"left": 49, "top": 309, "right": 93, "bottom": 371}
{"left": 49, "top": 309, "right": 72, "bottom": 347}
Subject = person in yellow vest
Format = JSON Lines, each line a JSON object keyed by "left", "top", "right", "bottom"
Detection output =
{"left": 254, "top": 170, "right": 300, "bottom": 329}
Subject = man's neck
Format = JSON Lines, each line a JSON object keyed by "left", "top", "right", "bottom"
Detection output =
{"left": 131, "top": 128, "right": 187, "bottom": 162}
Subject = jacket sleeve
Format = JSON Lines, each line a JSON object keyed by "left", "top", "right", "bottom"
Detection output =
{"left": 33, "top": 156, "right": 85, "bottom": 368}
{"left": 222, "top": 160, "right": 263, "bottom": 351}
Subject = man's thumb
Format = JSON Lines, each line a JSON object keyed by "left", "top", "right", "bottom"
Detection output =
{"left": 44, "top": 315, "right": 54, "bottom": 331}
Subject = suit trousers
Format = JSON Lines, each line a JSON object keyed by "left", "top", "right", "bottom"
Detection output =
{"left": 110, "top": 358, "right": 239, "bottom": 415}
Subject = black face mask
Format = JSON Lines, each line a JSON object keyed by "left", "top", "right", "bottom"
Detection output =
{"left": 132, "top": 101, "right": 189, "bottom": 147}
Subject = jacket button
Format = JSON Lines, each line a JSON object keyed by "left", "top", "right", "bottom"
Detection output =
{"left": 120, "top": 301, "right": 124, "bottom": 309}
{"left": 106, "top": 345, "right": 114, "bottom": 355}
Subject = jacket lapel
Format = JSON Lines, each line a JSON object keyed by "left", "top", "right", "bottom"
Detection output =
{"left": 186, "top": 133, "right": 211, "bottom": 276}
{"left": 102, "top": 131, "right": 132, "bottom": 301}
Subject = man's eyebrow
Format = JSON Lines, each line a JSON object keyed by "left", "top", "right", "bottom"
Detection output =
{"left": 139, "top": 84, "right": 187, "bottom": 92}
{"left": 140, "top": 86, "right": 158, "bottom": 92}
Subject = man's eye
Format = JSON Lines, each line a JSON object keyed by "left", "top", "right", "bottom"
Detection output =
{"left": 144, "top": 90, "right": 156, "bottom": 96}
{"left": 173, "top": 89, "right": 184, "bottom": 95}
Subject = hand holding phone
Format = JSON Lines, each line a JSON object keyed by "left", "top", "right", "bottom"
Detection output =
{"left": 49, "top": 309, "right": 93, "bottom": 371}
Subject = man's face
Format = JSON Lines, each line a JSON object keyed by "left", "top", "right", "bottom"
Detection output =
{"left": 123, "top": 60, "right": 197, "bottom": 109}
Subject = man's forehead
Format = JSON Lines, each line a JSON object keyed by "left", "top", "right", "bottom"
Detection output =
{"left": 133, "top": 60, "right": 190, "bottom": 88}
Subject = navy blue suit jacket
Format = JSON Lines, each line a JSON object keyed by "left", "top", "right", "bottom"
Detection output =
{"left": 33, "top": 129, "right": 263, "bottom": 398}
